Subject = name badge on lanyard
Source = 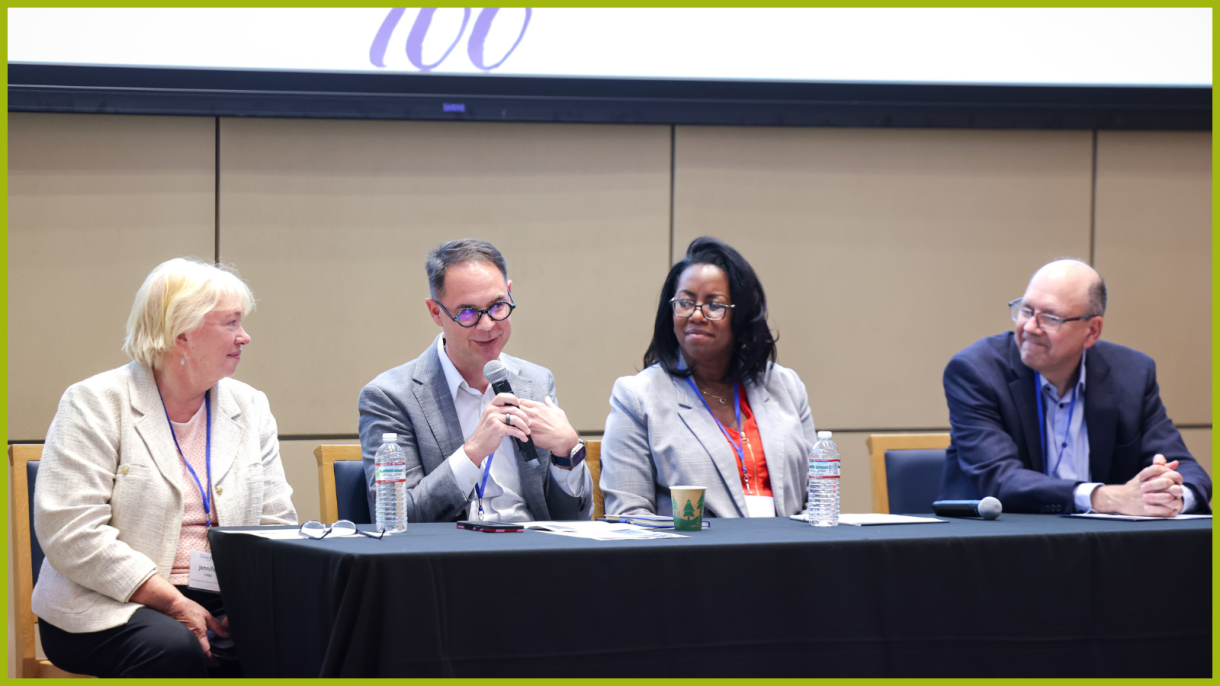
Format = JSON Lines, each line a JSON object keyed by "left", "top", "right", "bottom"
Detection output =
{"left": 188, "top": 550, "right": 220, "bottom": 593}
{"left": 160, "top": 389, "right": 219, "bottom": 592}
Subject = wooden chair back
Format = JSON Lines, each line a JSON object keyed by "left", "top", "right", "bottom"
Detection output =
{"left": 866, "top": 433, "right": 952, "bottom": 514}
{"left": 314, "top": 444, "right": 363, "bottom": 525}
{"left": 585, "top": 440, "right": 603, "bottom": 520}
{"left": 8, "top": 444, "right": 91, "bottom": 678}
{"left": 314, "top": 441, "right": 607, "bottom": 522}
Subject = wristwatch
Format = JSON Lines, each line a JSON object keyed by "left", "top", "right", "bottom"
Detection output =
{"left": 551, "top": 439, "right": 586, "bottom": 469}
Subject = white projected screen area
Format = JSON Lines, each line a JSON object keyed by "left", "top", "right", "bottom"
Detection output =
{"left": 7, "top": 8, "right": 1213, "bottom": 87}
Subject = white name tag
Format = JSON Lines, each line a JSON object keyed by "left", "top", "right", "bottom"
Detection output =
{"left": 188, "top": 550, "right": 220, "bottom": 593}
{"left": 745, "top": 495, "right": 776, "bottom": 518}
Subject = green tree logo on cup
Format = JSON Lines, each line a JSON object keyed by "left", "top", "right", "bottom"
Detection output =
{"left": 671, "top": 486, "right": 706, "bottom": 531}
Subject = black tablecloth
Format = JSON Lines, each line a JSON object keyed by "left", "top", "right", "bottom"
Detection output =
{"left": 208, "top": 515, "right": 1211, "bottom": 677}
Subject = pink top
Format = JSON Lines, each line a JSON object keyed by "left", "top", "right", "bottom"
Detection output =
{"left": 167, "top": 400, "right": 217, "bottom": 585}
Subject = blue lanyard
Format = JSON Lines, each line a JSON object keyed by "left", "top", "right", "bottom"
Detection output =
{"left": 472, "top": 453, "right": 495, "bottom": 520}
{"left": 159, "top": 389, "right": 213, "bottom": 527}
{"left": 1034, "top": 374, "right": 1078, "bottom": 477}
{"left": 685, "top": 377, "right": 748, "bottom": 482}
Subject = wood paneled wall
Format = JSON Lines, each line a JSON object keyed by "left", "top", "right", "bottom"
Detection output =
{"left": 8, "top": 114, "right": 1212, "bottom": 524}
{"left": 214, "top": 118, "right": 671, "bottom": 435}
{"left": 8, "top": 114, "right": 216, "bottom": 436}
{"left": 673, "top": 127, "right": 1095, "bottom": 430}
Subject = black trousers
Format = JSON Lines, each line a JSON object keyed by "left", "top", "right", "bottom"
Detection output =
{"left": 39, "top": 586, "right": 242, "bottom": 678}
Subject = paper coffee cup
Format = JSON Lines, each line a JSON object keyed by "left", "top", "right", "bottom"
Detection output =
{"left": 670, "top": 485, "right": 706, "bottom": 531}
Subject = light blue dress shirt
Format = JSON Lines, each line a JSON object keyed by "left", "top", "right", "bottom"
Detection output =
{"left": 1038, "top": 350, "right": 1197, "bottom": 513}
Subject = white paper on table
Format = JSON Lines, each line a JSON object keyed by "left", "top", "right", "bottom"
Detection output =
{"left": 522, "top": 521, "right": 687, "bottom": 540}
{"left": 230, "top": 526, "right": 367, "bottom": 539}
{"left": 1062, "top": 513, "right": 1213, "bottom": 522}
{"left": 788, "top": 513, "right": 946, "bottom": 526}
{"left": 224, "top": 528, "right": 307, "bottom": 539}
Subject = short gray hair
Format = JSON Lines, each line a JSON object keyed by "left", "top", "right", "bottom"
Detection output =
{"left": 1049, "top": 257, "right": 1107, "bottom": 316}
{"left": 1088, "top": 275, "right": 1107, "bottom": 317}
{"left": 425, "top": 239, "right": 508, "bottom": 300}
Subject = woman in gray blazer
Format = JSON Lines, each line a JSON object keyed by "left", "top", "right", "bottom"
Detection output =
{"left": 601, "top": 237, "right": 817, "bottom": 519}
{"left": 32, "top": 257, "right": 297, "bottom": 678}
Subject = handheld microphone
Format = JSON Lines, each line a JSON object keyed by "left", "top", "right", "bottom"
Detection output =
{"left": 483, "top": 360, "right": 539, "bottom": 462}
{"left": 932, "top": 497, "right": 1002, "bottom": 520}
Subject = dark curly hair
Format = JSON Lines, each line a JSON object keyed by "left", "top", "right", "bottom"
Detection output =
{"left": 643, "top": 236, "right": 777, "bottom": 385}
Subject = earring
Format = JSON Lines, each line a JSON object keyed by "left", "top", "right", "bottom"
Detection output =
{"left": 181, "top": 355, "right": 186, "bottom": 366}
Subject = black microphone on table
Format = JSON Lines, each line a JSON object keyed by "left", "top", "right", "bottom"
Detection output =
{"left": 483, "top": 360, "right": 540, "bottom": 462}
{"left": 932, "top": 497, "right": 1002, "bottom": 520}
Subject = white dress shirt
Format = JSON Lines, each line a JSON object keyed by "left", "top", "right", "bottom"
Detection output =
{"left": 1040, "top": 350, "right": 1197, "bottom": 514}
{"left": 437, "top": 337, "right": 587, "bottom": 521}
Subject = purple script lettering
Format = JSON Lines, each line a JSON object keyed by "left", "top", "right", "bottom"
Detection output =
{"left": 370, "top": 8, "right": 470, "bottom": 71}
{"left": 467, "top": 8, "right": 532, "bottom": 71}
{"left": 406, "top": 8, "right": 471, "bottom": 72}
{"left": 370, "top": 8, "right": 531, "bottom": 72}
{"left": 368, "top": 8, "right": 405, "bottom": 68}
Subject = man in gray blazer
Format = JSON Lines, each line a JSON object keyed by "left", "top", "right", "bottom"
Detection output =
{"left": 359, "top": 239, "right": 592, "bottom": 523}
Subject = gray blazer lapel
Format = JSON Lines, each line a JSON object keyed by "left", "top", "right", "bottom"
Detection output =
{"left": 411, "top": 339, "right": 465, "bottom": 461}
{"left": 504, "top": 358, "right": 549, "bottom": 517}
{"left": 673, "top": 376, "right": 746, "bottom": 517}
{"left": 128, "top": 363, "right": 185, "bottom": 497}
{"left": 208, "top": 383, "right": 243, "bottom": 487}
{"left": 746, "top": 379, "right": 787, "bottom": 510}
{"left": 506, "top": 361, "right": 542, "bottom": 462}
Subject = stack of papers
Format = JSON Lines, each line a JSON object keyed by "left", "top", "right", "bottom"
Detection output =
{"left": 523, "top": 521, "right": 687, "bottom": 540}
{"left": 788, "top": 513, "right": 946, "bottom": 526}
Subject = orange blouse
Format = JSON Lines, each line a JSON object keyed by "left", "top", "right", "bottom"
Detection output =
{"left": 720, "top": 389, "right": 772, "bottom": 497}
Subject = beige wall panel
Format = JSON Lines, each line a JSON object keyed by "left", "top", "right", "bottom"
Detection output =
{"left": 278, "top": 438, "right": 360, "bottom": 524}
{"left": 219, "top": 119, "right": 671, "bottom": 435}
{"left": 8, "top": 113, "right": 216, "bottom": 439}
{"left": 834, "top": 431, "right": 873, "bottom": 514}
{"left": 1180, "top": 428, "right": 1212, "bottom": 479}
{"left": 1093, "top": 132, "right": 1211, "bottom": 425}
{"left": 674, "top": 127, "right": 1093, "bottom": 430}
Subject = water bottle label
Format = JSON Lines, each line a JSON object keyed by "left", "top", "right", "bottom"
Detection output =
{"left": 375, "top": 461, "right": 406, "bottom": 483}
{"left": 808, "top": 459, "right": 840, "bottom": 479}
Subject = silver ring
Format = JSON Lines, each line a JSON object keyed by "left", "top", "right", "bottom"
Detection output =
{"left": 504, "top": 413, "right": 511, "bottom": 426}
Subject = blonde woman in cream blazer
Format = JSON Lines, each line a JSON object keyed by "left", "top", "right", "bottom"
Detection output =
{"left": 31, "top": 258, "right": 296, "bottom": 678}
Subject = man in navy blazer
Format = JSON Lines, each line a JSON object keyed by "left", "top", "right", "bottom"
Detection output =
{"left": 940, "top": 259, "right": 1211, "bottom": 515}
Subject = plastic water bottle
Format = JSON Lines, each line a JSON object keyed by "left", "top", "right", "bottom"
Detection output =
{"left": 374, "top": 433, "right": 408, "bottom": 533}
{"left": 808, "top": 430, "right": 840, "bottom": 527}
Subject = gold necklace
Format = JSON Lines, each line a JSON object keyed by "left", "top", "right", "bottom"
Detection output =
{"left": 700, "top": 388, "right": 729, "bottom": 405}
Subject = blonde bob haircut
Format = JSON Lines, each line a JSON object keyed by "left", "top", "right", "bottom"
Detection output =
{"left": 123, "top": 257, "right": 256, "bottom": 368}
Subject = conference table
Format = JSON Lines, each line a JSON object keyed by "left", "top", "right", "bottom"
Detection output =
{"left": 208, "top": 514, "right": 1210, "bottom": 678}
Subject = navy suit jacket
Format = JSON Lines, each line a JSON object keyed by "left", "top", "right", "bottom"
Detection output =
{"left": 939, "top": 332, "right": 1211, "bottom": 514}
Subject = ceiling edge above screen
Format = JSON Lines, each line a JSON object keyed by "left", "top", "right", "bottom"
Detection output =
{"left": 7, "top": 63, "right": 1212, "bottom": 131}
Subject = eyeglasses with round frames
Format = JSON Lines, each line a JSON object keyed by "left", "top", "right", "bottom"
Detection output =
{"left": 299, "top": 520, "right": 386, "bottom": 539}
{"left": 670, "top": 298, "right": 735, "bottom": 321}
{"left": 436, "top": 297, "right": 515, "bottom": 328}
{"left": 1008, "top": 298, "right": 1097, "bottom": 334}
